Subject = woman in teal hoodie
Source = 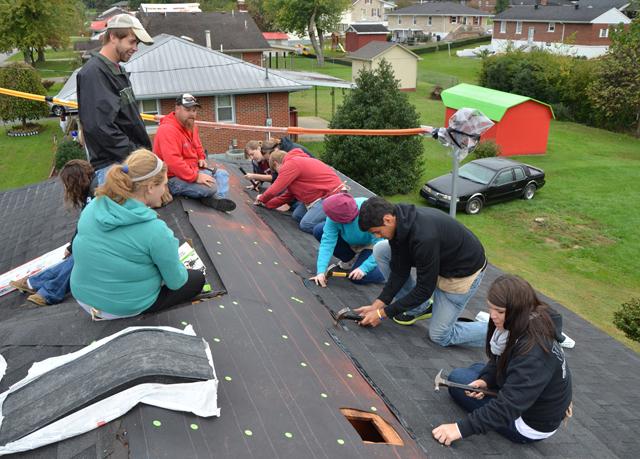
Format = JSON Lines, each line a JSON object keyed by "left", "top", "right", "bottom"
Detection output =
{"left": 310, "top": 194, "right": 384, "bottom": 287}
{"left": 71, "top": 149, "right": 205, "bottom": 320}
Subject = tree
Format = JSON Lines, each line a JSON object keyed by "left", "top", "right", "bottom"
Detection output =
{"left": 0, "top": 63, "right": 49, "bottom": 129}
{"left": 0, "top": 0, "right": 84, "bottom": 64}
{"left": 323, "top": 60, "right": 424, "bottom": 195}
{"left": 246, "top": 0, "right": 277, "bottom": 31}
{"left": 265, "top": 0, "right": 350, "bottom": 65}
{"left": 588, "top": 18, "right": 640, "bottom": 136}
{"left": 495, "top": 0, "right": 509, "bottom": 14}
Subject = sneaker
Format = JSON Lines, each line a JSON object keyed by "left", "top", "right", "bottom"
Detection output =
{"left": 10, "top": 277, "right": 35, "bottom": 294}
{"left": 393, "top": 303, "right": 433, "bottom": 326}
{"left": 27, "top": 293, "right": 49, "bottom": 306}
{"left": 559, "top": 332, "right": 575, "bottom": 349}
{"left": 200, "top": 196, "right": 236, "bottom": 212}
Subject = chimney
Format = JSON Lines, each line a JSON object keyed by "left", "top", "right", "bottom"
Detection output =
{"left": 205, "top": 30, "right": 211, "bottom": 49}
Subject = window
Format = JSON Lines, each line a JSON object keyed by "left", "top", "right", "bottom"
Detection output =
{"left": 398, "top": 16, "right": 402, "bottom": 24}
{"left": 413, "top": 16, "right": 417, "bottom": 25}
{"left": 138, "top": 99, "right": 159, "bottom": 115}
{"left": 473, "top": 16, "right": 480, "bottom": 26}
{"left": 216, "top": 95, "right": 235, "bottom": 123}
{"left": 494, "top": 170, "right": 514, "bottom": 186}
{"left": 462, "top": 16, "right": 467, "bottom": 25}
{"left": 428, "top": 16, "right": 432, "bottom": 26}
{"left": 499, "top": 21, "right": 506, "bottom": 34}
{"left": 548, "top": 22, "right": 555, "bottom": 32}
{"left": 514, "top": 167, "right": 525, "bottom": 181}
{"left": 516, "top": 21, "right": 522, "bottom": 34}
{"left": 450, "top": 16, "right": 457, "bottom": 24}
{"left": 599, "top": 28, "right": 609, "bottom": 38}
{"left": 361, "top": 8, "right": 366, "bottom": 16}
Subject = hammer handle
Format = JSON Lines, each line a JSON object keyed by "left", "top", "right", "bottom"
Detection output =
{"left": 443, "top": 381, "right": 497, "bottom": 397}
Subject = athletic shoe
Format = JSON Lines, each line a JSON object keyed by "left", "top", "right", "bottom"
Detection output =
{"left": 200, "top": 196, "right": 236, "bottom": 212}
{"left": 559, "top": 332, "right": 575, "bottom": 349}
{"left": 393, "top": 303, "right": 433, "bottom": 326}
{"left": 26, "top": 293, "right": 49, "bottom": 306}
{"left": 10, "top": 277, "right": 35, "bottom": 294}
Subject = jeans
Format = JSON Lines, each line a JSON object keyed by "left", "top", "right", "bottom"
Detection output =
{"left": 28, "top": 256, "right": 74, "bottom": 304}
{"left": 168, "top": 169, "right": 230, "bottom": 199}
{"left": 95, "top": 165, "right": 114, "bottom": 186}
{"left": 312, "top": 223, "right": 385, "bottom": 285}
{"left": 374, "top": 240, "right": 487, "bottom": 347}
{"left": 292, "top": 199, "right": 327, "bottom": 234}
{"left": 448, "top": 363, "right": 539, "bottom": 444}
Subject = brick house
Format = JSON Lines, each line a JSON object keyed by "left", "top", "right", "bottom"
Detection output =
{"left": 387, "top": 2, "right": 492, "bottom": 42}
{"left": 140, "top": 11, "right": 271, "bottom": 66}
{"left": 492, "top": 3, "right": 631, "bottom": 58}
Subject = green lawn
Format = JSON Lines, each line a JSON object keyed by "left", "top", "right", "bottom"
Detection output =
{"left": 7, "top": 49, "right": 80, "bottom": 79}
{"left": 0, "top": 120, "right": 58, "bottom": 191}
{"left": 296, "top": 50, "right": 640, "bottom": 352}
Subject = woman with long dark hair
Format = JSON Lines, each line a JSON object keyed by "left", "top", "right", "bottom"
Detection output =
{"left": 432, "top": 274, "right": 572, "bottom": 446}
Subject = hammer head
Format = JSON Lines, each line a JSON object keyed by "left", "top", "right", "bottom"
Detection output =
{"left": 325, "top": 263, "right": 348, "bottom": 279}
{"left": 334, "top": 307, "right": 363, "bottom": 324}
{"left": 434, "top": 369, "right": 446, "bottom": 392}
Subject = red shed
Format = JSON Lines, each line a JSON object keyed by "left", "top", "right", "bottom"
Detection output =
{"left": 441, "top": 83, "right": 554, "bottom": 156}
{"left": 345, "top": 23, "right": 389, "bottom": 52}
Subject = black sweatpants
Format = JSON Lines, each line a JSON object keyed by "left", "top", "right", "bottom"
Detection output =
{"left": 145, "top": 269, "right": 206, "bottom": 314}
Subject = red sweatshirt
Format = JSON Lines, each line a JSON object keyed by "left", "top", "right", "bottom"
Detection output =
{"left": 258, "top": 149, "right": 344, "bottom": 209}
{"left": 153, "top": 112, "right": 205, "bottom": 182}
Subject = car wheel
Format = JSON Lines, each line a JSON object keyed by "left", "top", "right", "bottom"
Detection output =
{"left": 523, "top": 183, "right": 536, "bottom": 200}
{"left": 465, "top": 197, "right": 483, "bottom": 215}
{"left": 52, "top": 105, "right": 65, "bottom": 117}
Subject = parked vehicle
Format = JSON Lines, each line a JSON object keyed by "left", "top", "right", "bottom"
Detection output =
{"left": 48, "top": 70, "right": 78, "bottom": 117}
{"left": 420, "top": 158, "right": 545, "bottom": 215}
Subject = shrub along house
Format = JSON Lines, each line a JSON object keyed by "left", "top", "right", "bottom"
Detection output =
{"left": 140, "top": 11, "right": 271, "bottom": 66}
{"left": 387, "top": 1, "right": 492, "bottom": 42}
{"left": 492, "top": 2, "right": 631, "bottom": 58}
{"left": 59, "top": 34, "right": 307, "bottom": 153}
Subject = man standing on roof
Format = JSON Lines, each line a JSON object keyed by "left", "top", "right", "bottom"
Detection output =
{"left": 153, "top": 94, "right": 236, "bottom": 212}
{"left": 355, "top": 197, "right": 488, "bottom": 347}
{"left": 77, "top": 14, "right": 153, "bottom": 184}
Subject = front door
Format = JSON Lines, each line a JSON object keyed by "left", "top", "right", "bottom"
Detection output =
{"left": 528, "top": 27, "right": 535, "bottom": 44}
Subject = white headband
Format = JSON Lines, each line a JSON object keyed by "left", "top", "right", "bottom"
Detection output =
{"left": 131, "top": 155, "right": 164, "bottom": 182}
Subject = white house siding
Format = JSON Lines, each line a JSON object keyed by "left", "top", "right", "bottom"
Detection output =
{"left": 492, "top": 38, "right": 610, "bottom": 58}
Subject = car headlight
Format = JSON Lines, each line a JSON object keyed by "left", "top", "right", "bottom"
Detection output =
{"left": 423, "top": 186, "right": 432, "bottom": 193}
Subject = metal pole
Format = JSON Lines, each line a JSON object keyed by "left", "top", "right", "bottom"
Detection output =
{"left": 315, "top": 86, "right": 318, "bottom": 117}
{"left": 449, "top": 149, "right": 460, "bottom": 218}
{"left": 331, "top": 88, "right": 335, "bottom": 117}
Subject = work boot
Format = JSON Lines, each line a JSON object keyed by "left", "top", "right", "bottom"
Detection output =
{"left": 27, "top": 293, "right": 49, "bottom": 306}
{"left": 10, "top": 276, "right": 35, "bottom": 294}
{"left": 200, "top": 196, "right": 236, "bottom": 212}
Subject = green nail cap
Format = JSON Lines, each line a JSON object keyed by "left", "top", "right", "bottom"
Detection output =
{"left": 219, "top": 304, "right": 225, "bottom": 309}
{"left": 190, "top": 423, "right": 199, "bottom": 430}
{"left": 371, "top": 406, "right": 377, "bottom": 412}
{"left": 232, "top": 301, "right": 238, "bottom": 305}
{"left": 337, "top": 439, "right": 345, "bottom": 445}
{"left": 284, "top": 432, "right": 293, "bottom": 439}
{"left": 324, "top": 342, "right": 330, "bottom": 346}
{"left": 281, "top": 335, "right": 288, "bottom": 339}
{"left": 300, "top": 362, "right": 307, "bottom": 367}
{"left": 213, "top": 338, "right": 221, "bottom": 343}
{"left": 267, "top": 308, "right": 273, "bottom": 313}
{"left": 152, "top": 420, "right": 162, "bottom": 427}
{"left": 347, "top": 373, "right": 353, "bottom": 378}
{"left": 181, "top": 321, "right": 188, "bottom": 326}
{"left": 202, "top": 284, "right": 212, "bottom": 292}
{"left": 320, "top": 393, "right": 328, "bottom": 398}
{"left": 244, "top": 429, "right": 253, "bottom": 436}
{"left": 224, "top": 376, "right": 232, "bottom": 381}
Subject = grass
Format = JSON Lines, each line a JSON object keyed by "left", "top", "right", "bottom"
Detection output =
{"left": 7, "top": 48, "right": 81, "bottom": 79}
{"left": 0, "top": 119, "right": 59, "bottom": 191}
{"left": 295, "top": 50, "right": 640, "bottom": 352}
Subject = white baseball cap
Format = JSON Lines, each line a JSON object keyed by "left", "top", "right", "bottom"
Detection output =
{"left": 107, "top": 14, "right": 154, "bottom": 45}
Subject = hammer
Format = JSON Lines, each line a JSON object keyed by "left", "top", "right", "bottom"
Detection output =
{"left": 434, "top": 369, "right": 497, "bottom": 396}
{"left": 325, "top": 263, "right": 348, "bottom": 279}
{"left": 332, "top": 307, "right": 363, "bottom": 325}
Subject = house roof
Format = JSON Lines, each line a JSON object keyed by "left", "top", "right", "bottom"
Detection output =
{"left": 441, "top": 83, "right": 554, "bottom": 121}
{"left": 90, "top": 20, "right": 107, "bottom": 32}
{"left": 389, "top": 1, "right": 493, "bottom": 16}
{"left": 495, "top": 5, "right": 625, "bottom": 22}
{"left": 56, "top": 35, "right": 307, "bottom": 104}
{"left": 510, "top": 0, "right": 629, "bottom": 8}
{"left": 96, "top": 7, "right": 129, "bottom": 20}
{"left": 345, "top": 40, "right": 421, "bottom": 61}
{"left": 140, "top": 12, "right": 271, "bottom": 52}
{"left": 262, "top": 32, "right": 289, "bottom": 41}
{"left": 346, "top": 23, "right": 389, "bottom": 34}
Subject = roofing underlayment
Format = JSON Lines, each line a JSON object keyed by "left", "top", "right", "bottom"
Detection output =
{"left": 0, "top": 164, "right": 639, "bottom": 458}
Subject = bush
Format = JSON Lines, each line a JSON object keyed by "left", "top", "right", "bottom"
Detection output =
{"left": 55, "top": 140, "right": 85, "bottom": 171}
{"left": 613, "top": 298, "right": 640, "bottom": 342}
{"left": 323, "top": 59, "right": 423, "bottom": 195}
{"left": 472, "top": 140, "right": 500, "bottom": 159}
{"left": 0, "top": 63, "right": 49, "bottom": 129}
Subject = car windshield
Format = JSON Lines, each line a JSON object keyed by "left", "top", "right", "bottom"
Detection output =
{"left": 458, "top": 163, "right": 495, "bottom": 185}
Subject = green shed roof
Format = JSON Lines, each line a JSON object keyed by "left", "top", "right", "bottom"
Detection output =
{"left": 440, "top": 83, "right": 554, "bottom": 121}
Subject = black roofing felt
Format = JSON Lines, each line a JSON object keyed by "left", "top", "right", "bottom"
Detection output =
{"left": 139, "top": 12, "right": 271, "bottom": 52}
{"left": 495, "top": 4, "right": 615, "bottom": 21}
{"left": 1, "top": 165, "right": 640, "bottom": 457}
{"left": 390, "top": 1, "right": 491, "bottom": 16}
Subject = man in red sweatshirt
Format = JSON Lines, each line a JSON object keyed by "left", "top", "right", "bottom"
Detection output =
{"left": 256, "top": 150, "right": 345, "bottom": 233}
{"left": 154, "top": 94, "right": 235, "bottom": 212}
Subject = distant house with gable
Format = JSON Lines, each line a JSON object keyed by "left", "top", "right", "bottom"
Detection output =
{"left": 339, "top": 0, "right": 397, "bottom": 32}
{"left": 346, "top": 41, "right": 420, "bottom": 90}
{"left": 492, "top": 1, "right": 631, "bottom": 58}
{"left": 140, "top": 12, "right": 271, "bottom": 66}
{"left": 139, "top": 3, "right": 202, "bottom": 13}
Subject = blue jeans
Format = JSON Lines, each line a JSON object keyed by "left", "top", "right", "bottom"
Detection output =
{"left": 448, "top": 363, "right": 539, "bottom": 444}
{"left": 95, "top": 165, "right": 114, "bottom": 185}
{"left": 373, "top": 240, "right": 487, "bottom": 347}
{"left": 292, "top": 199, "right": 327, "bottom": 234}
{"left": 28, "top": 256, "right": 74, "bottom": 304}
{"left": 312, "top": 223, "right": 385, "bottom": 285}
{"left": 168, "top": 169, "right": 229, "bottom": 199}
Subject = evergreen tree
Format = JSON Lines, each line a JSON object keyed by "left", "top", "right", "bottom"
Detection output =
{"left": 324, "top": 60, "right": 423, "bottom": 195}
{"left": 495, "top": 0, "right": 509, "bottom": 14}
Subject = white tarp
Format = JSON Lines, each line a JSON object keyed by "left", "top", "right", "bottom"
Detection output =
{"left": 0, "top": 325, "right": 219, "bottom": 456}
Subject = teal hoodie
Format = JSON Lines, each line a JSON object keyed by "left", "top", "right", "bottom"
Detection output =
{"left": 70, "top": 196, "right": 188, "bottom": 316}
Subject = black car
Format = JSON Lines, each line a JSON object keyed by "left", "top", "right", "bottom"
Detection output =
{"left": 420, "top": 157, "right": 545, "bottom": 215}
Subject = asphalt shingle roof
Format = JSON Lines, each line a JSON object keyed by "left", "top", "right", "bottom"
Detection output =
{"left": 140, "top": 11, "right": 271, "bottom": 52}
{"left": 347, "top": 23, "right": 389, "bottom": 33}
{"left": 495, "top": 4, "right": 619, "bottom": 21}
{"left": 346, "top": 41, "right": 419, "bottom": 61}
{"left": 389, "top": 1, "right": 493, "bottom": 16}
